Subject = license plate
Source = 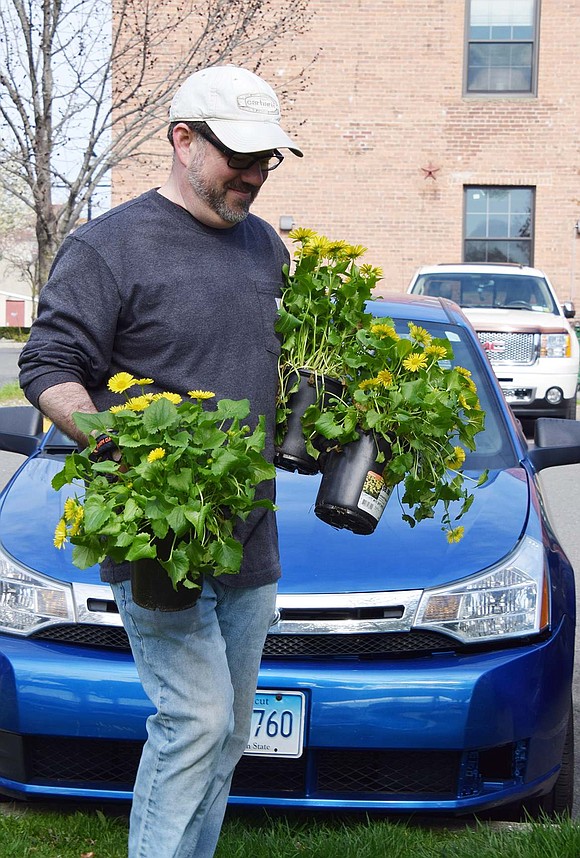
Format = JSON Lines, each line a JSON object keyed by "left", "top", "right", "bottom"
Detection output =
{"left": 245, "top": 690, "right": 305, "bottom": 758}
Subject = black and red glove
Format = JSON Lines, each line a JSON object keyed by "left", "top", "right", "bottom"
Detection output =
{"left": 89, "top": 433, "right": 119, "bottom": 463}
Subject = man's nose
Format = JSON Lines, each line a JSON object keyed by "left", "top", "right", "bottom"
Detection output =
{"left": 240, "top": 162, "right": 267, "bottom": 186}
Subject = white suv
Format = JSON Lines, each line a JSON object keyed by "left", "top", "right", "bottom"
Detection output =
{"left": 407, "top": 263, "right": 579, "bottom": 421}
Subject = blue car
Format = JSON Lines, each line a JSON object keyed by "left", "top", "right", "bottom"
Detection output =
{"left": 0, "top": 295, "right": 578, "bottom": 818}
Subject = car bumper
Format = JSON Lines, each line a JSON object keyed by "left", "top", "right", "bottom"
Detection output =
{"left": 0, "top": 618, "right": 573, "bottom": 813}
{"left": 493, "top": 363, "right": 578, "bottom": 417}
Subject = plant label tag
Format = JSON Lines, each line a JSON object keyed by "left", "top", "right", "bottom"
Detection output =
{"left": 357, "top": 471, "right": 391, "bottom": 521}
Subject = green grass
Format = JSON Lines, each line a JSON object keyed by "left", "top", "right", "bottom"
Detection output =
{"left": 0, "top": 381, "right": 25, "bottom": 404}
{"left": 1, "top": 808, "right": 580, "bottom": 858}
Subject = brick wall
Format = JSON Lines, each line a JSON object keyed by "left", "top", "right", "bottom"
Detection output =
{"left": 112, "top": 0, "right": 580, "bottom": 301}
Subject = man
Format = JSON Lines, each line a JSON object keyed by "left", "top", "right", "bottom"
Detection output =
{"left": 19, "top": 64, "right": 303, "bottom": 858}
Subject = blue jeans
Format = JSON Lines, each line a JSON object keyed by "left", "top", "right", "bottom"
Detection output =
{"left": 111, "top": 576, "right": 278, "bottom": 858}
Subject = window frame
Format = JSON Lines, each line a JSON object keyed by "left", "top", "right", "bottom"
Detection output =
{"left": 463, "top": 0, "right": 541, "bottom": 96}
{"left": 462, "top": 186, "right": 536, "bottom": 265}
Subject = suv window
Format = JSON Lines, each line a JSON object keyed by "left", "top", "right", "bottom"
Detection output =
{"left": 414, "top": 273, "right": 558, "bottom": 314}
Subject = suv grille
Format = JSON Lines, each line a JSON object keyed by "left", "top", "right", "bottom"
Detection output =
{"left": 477, "top": 331, "right": 537, "bottom": 365}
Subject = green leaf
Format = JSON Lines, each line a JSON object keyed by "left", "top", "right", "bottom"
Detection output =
{"left": 215, "top": 398, "right": 251, "bottom": 421}
{"left": 123, "top": 498, "right": 142, "bottom": 522}
{"left": 184, "top": 504, "right": 210, "bottom": 540}
{"left": 72, "top": 410, "right": 111, "bottom": 435}
{"left": 314, "top": 412, "right": 343, "bottom": 440}
{"left": 160, "top": 549, "right": 190, "bottom": 587}
{"left": 167, "top": 469, "right": 192, "bottom": 493}
{"left": 83, "top": 496, "right": 112, "bottom": 533}
{"left": 209, "top": 537, "right": 243, "bottom": 573}
{"left": 142, "top": 397, "right": 178, "bottom": 432}
{"left": 167, "top": 505, "right": 188, "bottom": 536}
{"left": 71, "top": 542, "right": 104, "bottom": 569}
{"left": 211, "top": 448, "right": 242, "bottom": 476}
{"left": 245, "top": 450, "right": 276, "bottom": 483}
{"left": 114, "top": 531, "right": 137, "bottom": 548}
{"left": 125, "top": 534, "right": 156, "bottom": 562}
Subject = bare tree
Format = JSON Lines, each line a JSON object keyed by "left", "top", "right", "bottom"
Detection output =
{"left": 0, "top": 0, "right": 313, "bottom": 301}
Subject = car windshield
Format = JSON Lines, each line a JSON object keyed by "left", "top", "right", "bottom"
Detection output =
{"left": 44, "top": 318, "right": 516, "bottom": 473}
{"left": 412, "top": 272, "right": 558, "bottom": 313}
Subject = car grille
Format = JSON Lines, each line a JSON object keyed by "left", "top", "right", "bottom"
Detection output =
{"left": 476, "top": 331, "right": 537, "bottom": 365}
{"left": 31, "top": 624, "right": 460, "bottom": 658}
{"left": 21, "top": 735, "right": 460, "bottom": 798}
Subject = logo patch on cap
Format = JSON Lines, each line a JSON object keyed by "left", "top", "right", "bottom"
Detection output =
{"left": 237, "top": 93, "right": 279, "bottom": 115}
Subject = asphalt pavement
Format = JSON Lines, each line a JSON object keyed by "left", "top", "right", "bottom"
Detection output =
{"left": 0, "top": 342, "right": 23, "bottom": 387}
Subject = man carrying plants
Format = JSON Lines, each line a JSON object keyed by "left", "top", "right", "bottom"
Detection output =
{"left": 19, "top": 64, "right": 303, "bottom": 858}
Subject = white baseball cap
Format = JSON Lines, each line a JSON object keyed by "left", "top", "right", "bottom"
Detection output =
{"left": 169, "top": 65, "right": 303, "bottom": 157}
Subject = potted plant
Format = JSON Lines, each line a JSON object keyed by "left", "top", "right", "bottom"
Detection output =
{"left": 52, "top": 373, "right": 276, "bottom": 610}
{"left": 302, "top": 318, "right": 488, "bottom": 541}
{"left": 275, "top": 228, "right": 383, "bottom": 474}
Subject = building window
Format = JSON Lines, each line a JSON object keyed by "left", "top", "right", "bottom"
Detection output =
{"left": 465, "top": 0, "right": 539, "bottom": 94}
{"left": 464, "top": 187, "right": 534, "bottom": 264}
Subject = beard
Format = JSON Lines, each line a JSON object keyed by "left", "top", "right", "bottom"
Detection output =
{"left": 187, "top": 151, "right": 259, "bottom": 225}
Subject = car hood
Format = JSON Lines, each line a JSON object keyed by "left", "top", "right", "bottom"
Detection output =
{"left": 0, "top": 453, "right": 533, "bottom": 594}
{"left": 462, "top": 307, "right": 566, "bottom": 332}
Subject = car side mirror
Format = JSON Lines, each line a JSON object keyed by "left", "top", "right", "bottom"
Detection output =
{"left": 562, "top": 301, "right": 575, "bottom": 319}
{"left": 0, "top": 406, "right": 44, "bottom": 455}
{"left": 526, "top": 417, "right": 580, "bottom": 472}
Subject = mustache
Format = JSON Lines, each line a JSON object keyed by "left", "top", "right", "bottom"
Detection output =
{"left": 226, "top": 180, "right": 258, "bottom": 194}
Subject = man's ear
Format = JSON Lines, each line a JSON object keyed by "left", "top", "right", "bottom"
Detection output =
{"left": 171, "top": 123, "right": 196, "bottom": 166}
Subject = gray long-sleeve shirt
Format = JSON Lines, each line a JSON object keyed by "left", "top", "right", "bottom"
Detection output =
{"left": 19, "top": 189, "right": 288, "bottom": 587}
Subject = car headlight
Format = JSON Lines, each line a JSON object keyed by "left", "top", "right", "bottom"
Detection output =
{"left": 0, "top": 549, "right": 75, "bottom": 635}
{"left": 413, "top": 536, "right": 549, "bottom": 644}
{"left": 540, "top": 332, "right": 571, "bottom": 358}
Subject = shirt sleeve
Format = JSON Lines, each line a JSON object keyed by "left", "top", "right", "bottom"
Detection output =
{"left": 19, "top": 235, "right": 122, "bottom": 408}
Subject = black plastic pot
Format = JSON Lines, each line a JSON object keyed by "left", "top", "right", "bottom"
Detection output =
{"left": 275, "top": 369, "right": 343, "bottom": 475}
{"left": 130, "top": 537, "right": 201, "bottom": 612}
{"left": 314, "top": 431, "right": 392, "bottom": 535}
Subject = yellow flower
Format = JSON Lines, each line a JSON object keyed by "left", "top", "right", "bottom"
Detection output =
{"left": 358, "top": 378, "right": 380, "bottom": 390}
{"left": 288, "top": 227, "right": 317, "bottom": 244}
{"left": 447, "top": 446, "right": 466, "bottom": 470}
{"left": 53, "top": 519, "right": 68, "bottom": 549}
{"left": 376, "top": 369, "right": 393, "bottom": 387}
{"left": 107, "top": 372, "right": 137, "bottom": 393}
{"left": 459, "top": 394, "right": 471, "bottom": 411}
{"left": 153, "top": 392, "right": 182, "bottom": 405}
{"left": 188, "top": 390, "right": 216, "bottom": 400}
{"left": 371, "top": 323, "right": 399, "bottom": 340}
{"left": 455, "top": 366, "right": 472, "bottom": 378}
{"left": 343, "top": 244, "right": 367, "bottom": 260}
{"left": 425, "top": 344, "right": 447, "bottom": 358}
{"left": 109, "top": 404, "right": 128, "bottom": 414}
{"left": 70, "top": 506, "right": 84, "bottom": 537}
{"left": 126, "top": 395, "right": 152, "bottom": 412}
{"left": 360, "top": 264, "right": 383, "bottom": 280}
{"left": 409, "top": 323, "right": 432, "bottom": 346}
{"left": 446, "top": 526, "right": 465, "bottom": 544}
{"left": 63, "top": 497, "right": 77, "bottom": 522}
{"left": 147, "top": 448, "right": 166, "bottom": 462}
{"left": 402, "top": 353, "right": 428, "bottom": 372}
{"left": 302, "top": 235, "right": 331, "bottom": 258}
{"left": 135, "top": 377, "right": 154, "bottom": 385}
{"left": 326, "top": 240, "right": 349, "bottom": 259}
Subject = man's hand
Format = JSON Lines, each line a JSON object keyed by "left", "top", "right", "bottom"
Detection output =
{"left": 88, "top": 433, "right": 120, "bottom": 463}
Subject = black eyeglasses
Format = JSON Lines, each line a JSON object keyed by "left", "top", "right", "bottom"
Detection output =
{"left": 195, "top": 127, "right": 284, "bottom": 172}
